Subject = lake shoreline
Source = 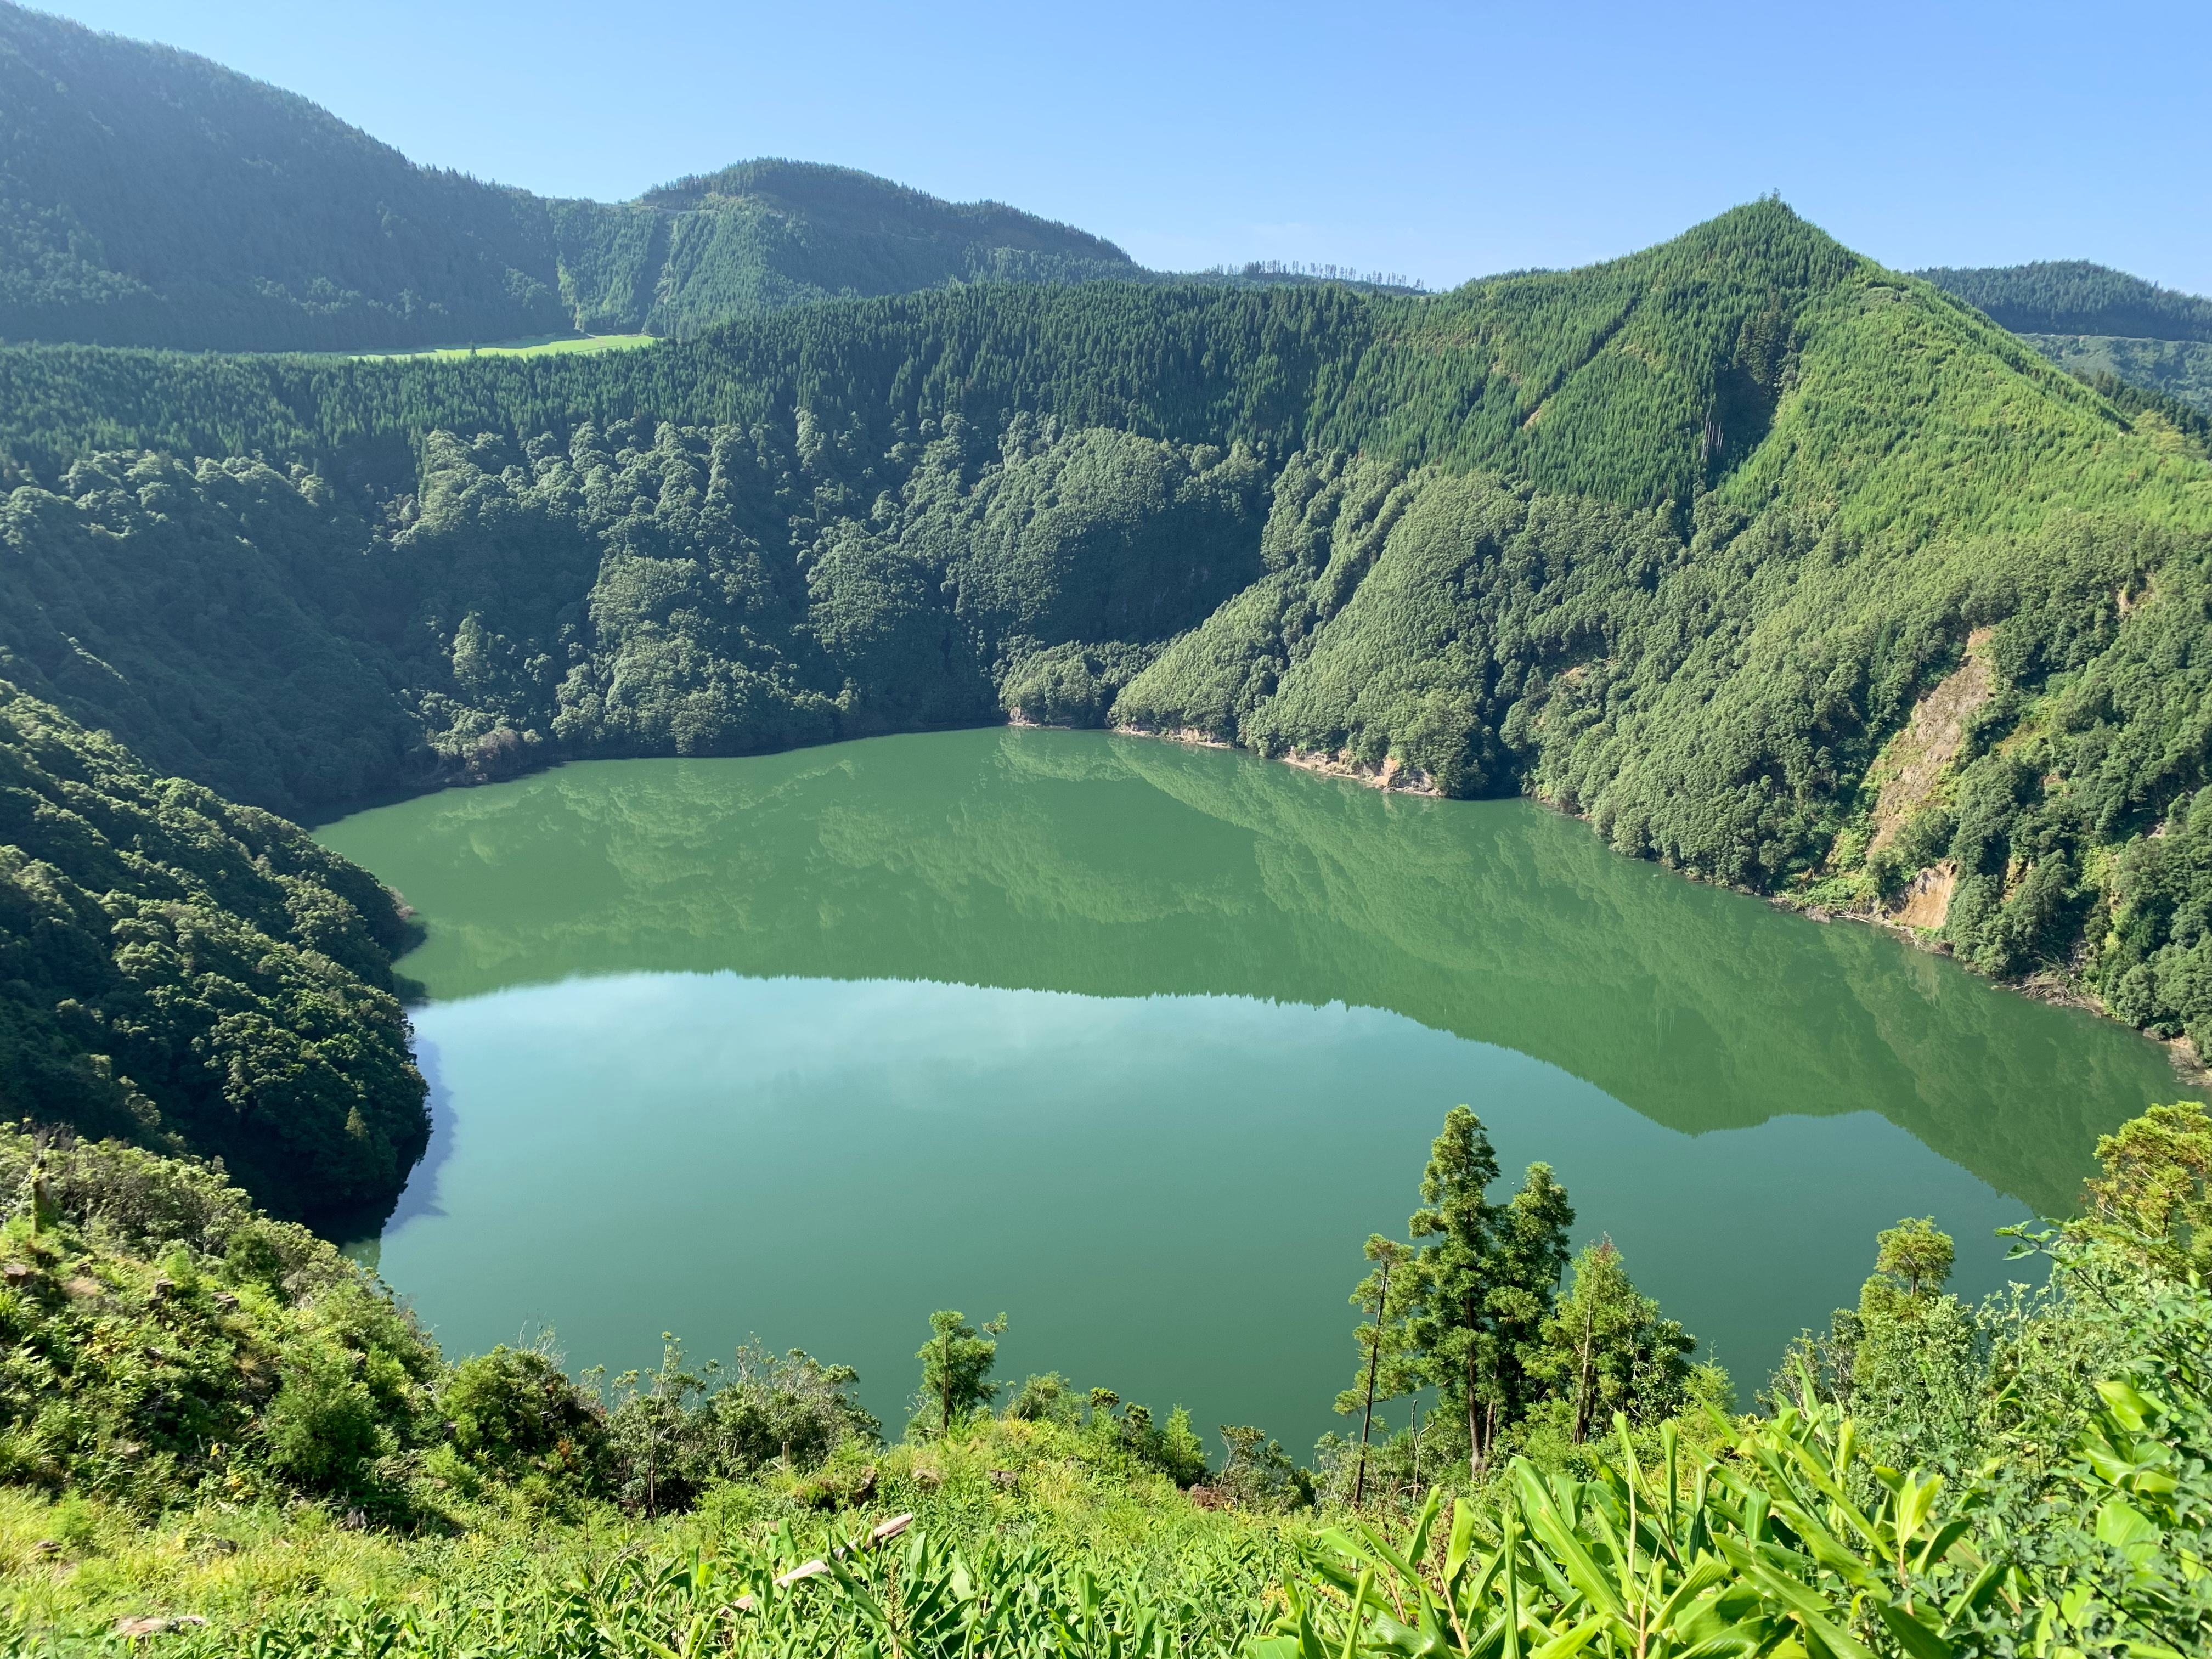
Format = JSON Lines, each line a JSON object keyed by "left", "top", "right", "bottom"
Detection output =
{"left": 1108, "top": 720, "right": 2203, "bottom": 1087}
{"left": 326, "top": 715, "right": 2204, "bottom": 1093}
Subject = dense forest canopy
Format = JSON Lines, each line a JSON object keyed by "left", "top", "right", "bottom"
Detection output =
{"left": 1921, "top": 262, "right": 2212, "bottom": 416}
{"left": 2, "top": 199, "right": 2210, "bottom": 1097}
{"left": 0, "top": 686, "right": 425, "bottom": 1224}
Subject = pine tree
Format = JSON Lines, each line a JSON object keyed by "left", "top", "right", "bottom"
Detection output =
{"left": 1334, "top": 1234, "right": 1418, "bottom": 1506}
{"left": 1531, "top": 1238, "right": 1698, "bottom": 1443}
{"left": 913, "top": 1310, "right": 1006, "bottom": 1439}
{"left": 1406, "top": 1106, "right": 1576, "bottom": 1473}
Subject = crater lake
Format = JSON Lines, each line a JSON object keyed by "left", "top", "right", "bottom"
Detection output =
{"left": 317, "top": 728, "right": 2184, "bottom": 1451}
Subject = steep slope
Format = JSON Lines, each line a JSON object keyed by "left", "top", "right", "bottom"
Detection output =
{"left": 0, "top": 685, "right": 427, "bottom": 1225}
{"left": 1, "top": 201, "right": 2209, "bottom": 1065}
{"left": 0, "top": 2, "right": 570, "bottom": 352}
{"left": 2018, "top": 336, "right": 2212, "bottom": 417}
{"left": 0, "top": 5, "right": 1141, "bottom": 351}
{"left": 603, "top": 160, "right": 1139, "bottom": 335}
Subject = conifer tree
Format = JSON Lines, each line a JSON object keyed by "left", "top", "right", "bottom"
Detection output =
{"left": 1334, "top": 1234, "right": 1418, "bottom": 1506}
{"left": 1531, "top": 1238, "right": 1698, "bottom": 1442}
{"left": 913, "top": 1310, "right": 1006, "bottom": 1439}
{"left": 1406, "top": 1106, "right": 1576, "bottom": 1474}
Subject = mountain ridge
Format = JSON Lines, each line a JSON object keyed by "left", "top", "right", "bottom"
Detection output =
{"left": 1918, "top": 261, "right": 2212, "bottom": 415}
{"left": 1916, "top": 259, "right": 2212, "bottom": 342}
{"left": 0, "top": 3, "right": 1399, "bottom": 353}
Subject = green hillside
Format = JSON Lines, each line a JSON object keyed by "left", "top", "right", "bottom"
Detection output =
{"left": 0, "top": 2, "right": 570, "bottom": 352}
{"left": 1917, "top": 260, "right": 2212, "bottom": 341}
{"left": 1918, "top": 262, "right": 2212, "bottom": 415}
{"left": 0, "top": 687, "right": 425, "bottom": 1225}
{"left": 0, "top": 5, "right": 1146, "bottom": 352}
{"left": 2024, "top": 334, "right": 2212, "bottom": 417}
{"left": 3, "top": 199, "right": 2211, "bottom": 1071}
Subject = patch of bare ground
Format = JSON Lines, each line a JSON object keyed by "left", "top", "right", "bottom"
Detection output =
{"left": 1278, "top": 745, "right": 1441, "bottom": 795}
{"left": 1888, "top": 861, "right": 1956, "bottom": 930}
{"left": 2166, "top": 1035, "right": 2209, "bottom": 1088}
{"left": 1113, "top": 723, "right": 1235, "bottom": 750}
{"left": 2014, "top": 971, "right": 2107, "bottom": 1014}
{"left": 1113, "top": 725, "right": 1438, "bottom": 793}
{"left": 1867, "top": 627, "right": 1996, "bottom": 853}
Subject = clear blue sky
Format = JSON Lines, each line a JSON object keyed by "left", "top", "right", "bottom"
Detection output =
{"left": 35, "top": 0, "right": 2212, "bottom": 294}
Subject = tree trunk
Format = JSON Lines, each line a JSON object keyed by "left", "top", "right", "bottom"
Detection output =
{"left": 1354, "top": 1259, "right": 1390, "bottom": 1508}
{"left": 1572, "top": 1300, "right": 1596, "bottom": 1444}
{"left": 939, "top": 1333, "right": 952, "bottom": 1438}
{"left": 1466, "top": 1359, "right": 1484, "bottom": 1476}
{"left": 1465, "top": 1293, "right": 1487, "bottom": 1476}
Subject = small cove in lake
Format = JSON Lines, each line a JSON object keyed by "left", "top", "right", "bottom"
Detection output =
{"left": 319, "top": 727, "right": 2183, "bottom": 1452}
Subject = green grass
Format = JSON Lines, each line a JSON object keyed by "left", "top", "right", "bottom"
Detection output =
{"left": 338, "top": 333, "right": 659, "bottom": 362}
{"left": 0, "top": 1419, "right": 1294, "bottom": 1649}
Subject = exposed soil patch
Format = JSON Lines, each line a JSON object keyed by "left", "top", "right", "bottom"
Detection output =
{"left": 1116, "top": 726, "right": 1438, "bottom": 794}
{"left": 1114, "top": 723, "right": 1235, "bottom": 749}
{"left": 2168, "top": 1035, "right": 2209, "bottom": 1087}
{"left": 1868, "top": 627, "right": 1996, "bottom": 853}
{"left": 1278, "top": 746, "right": 1440, "bottom": 795}
{"left": 1890, "top": 861, "right": 1956, "bottom": 929}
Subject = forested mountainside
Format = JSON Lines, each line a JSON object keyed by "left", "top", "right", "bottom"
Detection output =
{"left": 2031, "top": 336, "right": 2212, "bottom": 417}
{"left": 1917, "top": 261, "right": 2212, "bottom": 342}
{"left": 3, "top": 198, "right": 2212, "bottom": 1146}
{"left": 1920, "top": 261, "right": 2212, "bottom": 415}
{"left": 0, "top": 4, "right": 1141, "bottom": 352}
{"left": 0, "top": 687, "right": 426, "bottom": 1224}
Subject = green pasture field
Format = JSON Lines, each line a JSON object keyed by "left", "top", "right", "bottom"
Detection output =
{"left": 340, "top": 332, "right": 659, "bottom": 361}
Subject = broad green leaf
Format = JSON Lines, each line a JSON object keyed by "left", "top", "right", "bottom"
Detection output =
{"left": 1875, "top": 1602, "right": 1954, "bottom": 1659}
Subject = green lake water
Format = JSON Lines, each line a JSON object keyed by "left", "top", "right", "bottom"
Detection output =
{"left": 318, "top": 727, "right": 2183, "bottom": 1452}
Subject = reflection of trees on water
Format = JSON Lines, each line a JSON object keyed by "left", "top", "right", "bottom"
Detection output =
{"left": 327, "top": 730, "right": 2177, "bottom": 1218}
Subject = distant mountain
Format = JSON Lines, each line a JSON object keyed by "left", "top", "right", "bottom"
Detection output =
{"left": 1916, "top": 260, "right": 2212, "bottom": 342}
{"left": 1918, "top": 261, "right": 2212, "bottom": 414}
{"left": 0, "top": 3, "right": 1142, "bottom": 351}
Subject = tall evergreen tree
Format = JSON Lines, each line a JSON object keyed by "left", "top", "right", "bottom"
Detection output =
{"left": 1334, "top": 1234, "right": 1418, "bottom": 1506}
{"left": 1406, "top": 1105, "right": 1577, "bottom": 1473}
{"left": 913, "top": 1310, "right": 1006, "bottom": 1439}
{"left": 1531, "top": 1238, "right": 1698, "bottom": 1443}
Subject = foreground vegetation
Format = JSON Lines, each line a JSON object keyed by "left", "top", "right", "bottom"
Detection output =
{"left": 1, "top": 1101, "right": 2207, "bottom": 1655}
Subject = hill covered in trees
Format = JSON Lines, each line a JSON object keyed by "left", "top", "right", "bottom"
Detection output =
{"left": 1917, "top": 261, "right": 2212, "bottom": 342}
{"left": 1920, "top": 261, "right": 2212, "bottom": 414}
{"left": 0, "top": 4, "right": 1151, "bottom": 351}
{"left": 3, "top": 198, "right": 2210, "bottom": 1071}
{"left": 0, "top": 686, "right": 426, "bottom": 1225}
{"left": 0, "top": 5, "right": 1424, "bottom": 355}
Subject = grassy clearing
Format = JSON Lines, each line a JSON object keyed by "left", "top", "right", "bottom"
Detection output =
{"left": 338, "top": 333, "right": 659, "bottom": 362}
{"left": 0, "top": 1419, "right": 1291, "bottom": 1644}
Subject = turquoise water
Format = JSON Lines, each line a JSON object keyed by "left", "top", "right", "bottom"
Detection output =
{"left": 320, "top": 729, "right": 2181, "bottom": 1449}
